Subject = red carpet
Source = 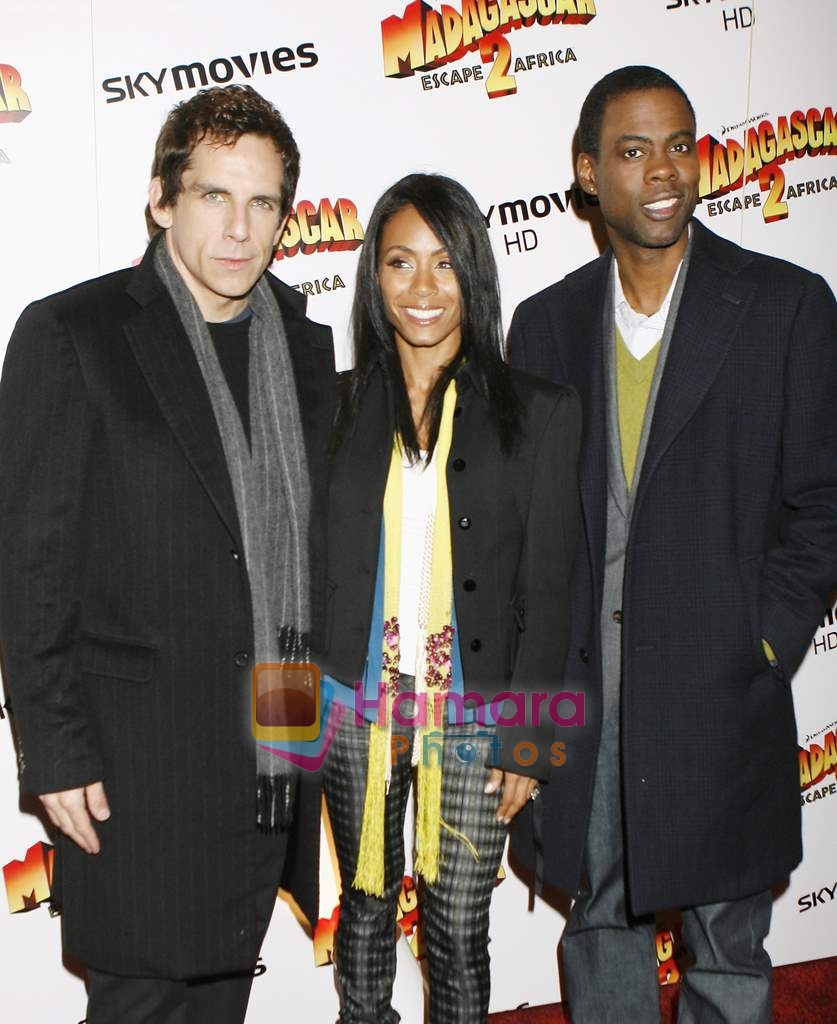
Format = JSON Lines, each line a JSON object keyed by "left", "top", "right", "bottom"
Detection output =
{"left": 487, "top": 955, "right": 837, "bottom": 1023}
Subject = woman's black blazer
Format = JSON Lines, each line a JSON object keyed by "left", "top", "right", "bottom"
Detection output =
{"left": 322, "top": 362, "right": 581, "bottom": 778}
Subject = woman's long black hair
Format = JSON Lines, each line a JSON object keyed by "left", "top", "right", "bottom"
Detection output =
{"left": 336, "top": 173, "right": 522, "bottom": 461}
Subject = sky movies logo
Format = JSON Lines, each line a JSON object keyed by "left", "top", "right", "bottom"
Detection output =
{"left": 101, "top": 42, "right": 318, "bottom": 103}
{"left": 797, "top": 879, "right": 837, "bottom": 914}
{"left": 0, "top": 64, "right": 31, "bottom": 123}
{"left": 381, "top": 0, "right": 595, "bottom": 100}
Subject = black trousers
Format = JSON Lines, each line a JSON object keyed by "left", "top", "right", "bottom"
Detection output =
{"left": 86, "top": 967, "right": 257, "bottom": 1024}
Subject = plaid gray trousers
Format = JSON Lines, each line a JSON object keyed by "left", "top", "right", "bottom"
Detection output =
{"left": 323, "top": 700, "right": 508, "bottom": 1024}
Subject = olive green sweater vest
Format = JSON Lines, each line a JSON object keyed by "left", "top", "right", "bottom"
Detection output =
{"left": 615, "top": 325, "right": 660, "bottom": 490}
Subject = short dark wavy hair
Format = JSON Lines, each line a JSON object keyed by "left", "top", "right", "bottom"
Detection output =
{"left": 146, "top": 84, "right": 299, "bottom": 237}
{"left": 578, "top": 65, "right": 695, "bottom": 158}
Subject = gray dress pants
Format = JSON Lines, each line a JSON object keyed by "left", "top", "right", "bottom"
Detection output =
{"left": 560, "top": 696, "right": 772, "bottom": 1024}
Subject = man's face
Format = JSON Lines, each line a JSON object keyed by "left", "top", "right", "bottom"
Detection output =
{"left": 577, "top": 88, "right": 699, "bottom": 255}
{"left": 148, "top": 133, "right": 287, "bottom": 321}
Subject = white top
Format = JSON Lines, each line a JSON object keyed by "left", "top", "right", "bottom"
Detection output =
{"left": 398, "top": 451, "right": 437, "bottom": 675}
{"left": 614, "top": 257, "right": 685, "bottom": 360}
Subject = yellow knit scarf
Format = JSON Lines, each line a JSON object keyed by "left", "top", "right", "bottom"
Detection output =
{"left": 353, "top": 380, "right": 459, "bottom": 895}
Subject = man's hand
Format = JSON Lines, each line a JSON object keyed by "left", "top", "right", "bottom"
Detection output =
{"left": 39, "top": 781, "right": 110, "bottom": 854}
{"left": 485, "top": 768, "right": 539, "bottom": 825}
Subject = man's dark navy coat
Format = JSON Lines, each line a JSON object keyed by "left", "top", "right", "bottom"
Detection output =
{"left": 509, "top": 219, "right": 837, "bottom": 914}
{"left": 0, "top": 241, "right": 334, "bottom": 976}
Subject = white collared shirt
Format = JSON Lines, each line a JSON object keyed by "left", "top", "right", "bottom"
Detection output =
{"left": 614, "top": 258, "right": 685, "bottom": 360}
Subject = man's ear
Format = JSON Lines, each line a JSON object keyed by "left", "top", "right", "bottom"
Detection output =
{"left": 576, "top": 152, "right": 598, "bottom": 197}
{"left": 148, "top": 177, "right": 173, "bottom": 231}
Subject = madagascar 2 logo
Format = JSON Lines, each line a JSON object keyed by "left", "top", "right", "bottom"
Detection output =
{"left": 273, "top": 197, "right": 365, "bottom": 259}
{"left": 0, "top": 64, "right": 31, "bottom": 123}
{"left": 381, "top": 0, "right": 596, "bottom": 100}
{"left": 698, "top": 107, "right": 837, "bottom": 224}
{"left": 4, "top": 841, "right": 54, "bottom": 913}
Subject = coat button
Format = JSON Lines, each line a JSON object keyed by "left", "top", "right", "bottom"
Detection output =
{"left": 463, "top": 578, "right": 476, "bottom": 592}
{"left": 612, "top": 609, "right": 622, "bottom": 624}
{"left": 579, "top": 648, "right": 589, "bottom": 663}
{"left": 458, "top": 516, "right": 471, "bottom": 529}
{"left": 231, "top": 550, "right": 241, "bottom": 561}
{"left": 470, "top": 638, "right": 482, "bottom": 652}
{"left": 452, "top": 458, "right": 466, "bottom": 471}
{"left": 234, "top": 651, "right": 250, "bottom": 667}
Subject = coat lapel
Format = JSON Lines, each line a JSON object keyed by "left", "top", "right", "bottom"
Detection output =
{"left": 633, "top": 224, "right": 757, "bottom": 517}
{"left": 124, "top": 245, "right": 243, "bottom": 551}
{"left": 347, "top": 369, "right": 393, "bottom": 512}
{"left": 273, "top": 282, "right": 333, "bottom": 478}
{"left": 566, "top": 255, "right": 611, "bottom": 600}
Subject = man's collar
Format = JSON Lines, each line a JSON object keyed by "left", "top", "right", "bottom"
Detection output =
{"left": 613, "top": 226, "right": 693, "bottom": 360}
{"left": 614, "top": 223, "right": 692, "bottom": 323}
{"left": 614, "top": 263, "right": 681, "bottom": 331}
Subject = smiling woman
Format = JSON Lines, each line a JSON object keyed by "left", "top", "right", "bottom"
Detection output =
{"left": 377, "top": 204, "right": 463, "bottom": 428}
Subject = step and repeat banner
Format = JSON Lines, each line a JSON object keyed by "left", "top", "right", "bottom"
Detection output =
{"left": 1, "top": 1, "right": 835, "bottom": 1020}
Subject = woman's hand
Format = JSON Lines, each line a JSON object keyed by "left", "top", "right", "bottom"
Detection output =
{"left": 485, "top": 768, "right": 540, "bottom": 825}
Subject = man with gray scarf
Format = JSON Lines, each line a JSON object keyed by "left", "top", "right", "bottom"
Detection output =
{"left": 0, "top": 85, "right": 334, "bottom": 1023}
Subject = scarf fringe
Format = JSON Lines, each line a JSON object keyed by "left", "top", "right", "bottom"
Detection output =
{"left": 256, "top": 773, "right": 297, "bottom": 834}
{"left": 353, "top": 722, "right": 390, "bottom": 894}
{"left": 440, "top": 816, "right": 480, "bottom": 863}
{"left": 414, "top": 726, "right": 444, "bottom": 884}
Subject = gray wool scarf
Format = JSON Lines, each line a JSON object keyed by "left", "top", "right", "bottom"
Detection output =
{"left": 155, "top": 241, "right": 310, "bottom": 831}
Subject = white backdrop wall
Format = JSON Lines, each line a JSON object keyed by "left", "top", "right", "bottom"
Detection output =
{"left": 1, "top": 2, "right": 835, "bottom": 1021}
